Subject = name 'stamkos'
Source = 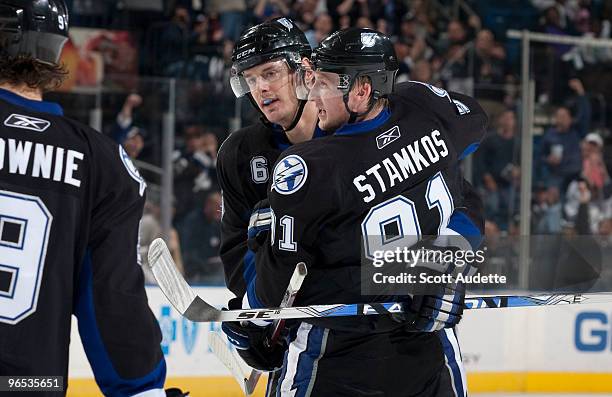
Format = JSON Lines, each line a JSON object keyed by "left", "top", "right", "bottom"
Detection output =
{"left": 353, "top": 129, "right": 449, "bottom": 202}
{"left": 0, "top": 138, "right": 84, "bottom": 187}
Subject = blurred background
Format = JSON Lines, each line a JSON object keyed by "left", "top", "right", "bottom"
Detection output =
{"left": 57, "top": 0, "right": 612, "bottom": 395}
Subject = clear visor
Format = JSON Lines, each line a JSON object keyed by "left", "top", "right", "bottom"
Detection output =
{"left": 230, "top": 59, "right": 311, "bottom": 100}
{"left": 307, "top": 70, "right": 351, "bottom": 100}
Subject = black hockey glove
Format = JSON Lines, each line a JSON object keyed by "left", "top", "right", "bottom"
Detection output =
{"left": 247, "top": 199, "right": 272, "bottom": 252}
{"left": 401, "top": 284, "right": 466, "bottom": 332}
{"left": 221, "top": 298, "right": 287, "bottom": 371}
{"left": 396, "top": 235, "right": 477, "bottom": 332}
{"left": 165, "top": 388, "right": 189, "bottom": 396}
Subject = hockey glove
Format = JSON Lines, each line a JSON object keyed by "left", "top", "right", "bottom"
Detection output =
{"left": 399, "top": 235, "right": 477, "bottom": 332}
{"left": 221, "top": 298, "right": 287, "bottom": 371}
{"left": 165, "top": 388, "right": 189, "bottom": 396}
{"left": 402, "top": 284, "right": 466, "bottom": 332}
{"left": 247, "top": 199, "right": 272, "bottom": 252}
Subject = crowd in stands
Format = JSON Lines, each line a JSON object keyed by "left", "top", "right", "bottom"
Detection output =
{"left": 59, "top": 0, "right": 612, "bottom": 284}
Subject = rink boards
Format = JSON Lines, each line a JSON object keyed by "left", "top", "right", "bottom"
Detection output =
{"left": 66, "top": 286, "right": 612, "bottom": 396}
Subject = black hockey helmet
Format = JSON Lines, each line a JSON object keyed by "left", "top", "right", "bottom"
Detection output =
{"left": 311, "top": 28, "right": 398, "bottom": 100}
{"left": 232, "top": 17, "right": 310, "bottom": 75}
{"left": 0, "top": 0, "right": 69, "bottom": 65}
{"left": 310, "top": 28, "right": 398, "bottom": 123}
{"left": 230, "top": 17, "right": 312, "bottom": 131}
{"left": 230, "top": 17, "right": 311, "bottom": 99}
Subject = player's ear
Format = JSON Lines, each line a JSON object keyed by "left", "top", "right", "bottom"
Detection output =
{"left": 301, "top": 57, "right": 313, "bottom": 69}
{"left": 352, "top": 79, "right": 372, "bottom": 111}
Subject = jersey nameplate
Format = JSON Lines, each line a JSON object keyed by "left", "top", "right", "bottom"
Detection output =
{"left": 0, "top": 138, "right": 83, "bottom": 188}
{"left": 271, "top": 155, "right": 308, "bottom": 195}
{"left": 353, "top": 130, "right": 449, "bottom": 203}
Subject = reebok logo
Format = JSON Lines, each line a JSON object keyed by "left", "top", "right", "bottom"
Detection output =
{"left": 4, "top": 114, "right": 51, "bottom": 132}
{"left": 376, "top": 126, "right": 401, "bottom": 149}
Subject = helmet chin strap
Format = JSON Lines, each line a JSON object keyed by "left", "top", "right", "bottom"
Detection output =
{"left": 283, "top": 99, "right": 307, "bottom": 132}
{"left": 248, "top": 95, "right": 307, "bottom": 132}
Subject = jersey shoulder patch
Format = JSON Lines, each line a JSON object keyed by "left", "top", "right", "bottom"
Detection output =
{"left": 271, "top": 154, "right": 308, "bottom": 195}
{"left": 119, "top": 145, "right": 147, "bottom": 196}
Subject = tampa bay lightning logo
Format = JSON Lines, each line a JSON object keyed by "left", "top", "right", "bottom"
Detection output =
{"left": 277, "top": 18, "right": 293, "bottom": 31}
{"left": 272, "top": 155, "right": 308, "bottom": 195}
{"left": 119, "top": 146, "right": 146, "bottom": 197}
{"left": 361, "top": 32, "right": 377, "bottom": 49}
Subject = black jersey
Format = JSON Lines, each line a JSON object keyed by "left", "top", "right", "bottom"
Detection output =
{"left": 253, "top": 81, "right": 488, "bottom": 318}
{"left": 217, "top": 122, "right": 324, "bottom": 297}
{"left": 0, "top": 89, "right": 165, "bottom": 396}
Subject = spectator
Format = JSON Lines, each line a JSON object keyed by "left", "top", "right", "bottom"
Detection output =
{"left": 534, "top": 186, "right": 564, "bottom": 234}
{"left": 581, "top": 132, "right": 610, "bottom": 196}
{"left": 532, "top": 0, "right": 578, "bottom": 30}
{"left": 111, "top": 93, "right": 143, "bottom": 144}
{"left": 437, "top": 20, "right": 473, "bottom": 92}
{"left": 393, "top": 38, "right": 412, "bottom": 83}
{"left": 411, "top": 59, "right": 434, "bottom": 84}
{"left": 408, "top": 0, "right": 437, "bottom": 38}
{"left": 177, "top": 191, "right": 224, "bottom": 284}
{"left": 292, "top": 0, "right": 327, "bottom": 27}
{"left": 436, "top": 19, "right": 469, "bottom": 56}
{"left": 540, "top": 78, "right": 591, "bottom": 192}
{"left": 376, "top": 18, "right": 389, "bottom": 35}
{"left": 338, "top": 14, "right": 351, "bottom": 29}
{"left": 306, "top": 12, "right": 334, "bottom": 47}
{"left": 122, "top": 127, "right": 146, "bottom": 160}
{"left": 327, "top": 0, "right": 369, "bottom": 29}
{"left": 254, "top": 0, "right": 291, "bottom": 22}
{"left": 564, "top": 178, "right": 603, "bottom": 233}
{"left": 159, "top": 6, "right": 191, "bottom": 76}
{"left": 190, "top": 13, "right": 224, "bottom": 56}
{"left": 471, "top": 29, "right": 508, "bottom": 119}
{"left": 173, "top": 125, "right": 219, "bottom": 221}
{"left": 207, "top": 0, "right": 247, "bottom": 41}
{"left": 139, "top": 195, "right": 185, "bottom": 284}
{"left": 356, "top": 16, "right": 374, "bottom": 29}
{"left": 476, "top": 110, "right": 520, "bottom": 230}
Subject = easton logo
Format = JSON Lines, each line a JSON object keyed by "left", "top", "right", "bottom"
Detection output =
{"left": 376, "top": 126, "right": 401, "bottom": 149}
{"left": 4, "top": 114, "right": 51, "bottom": 132}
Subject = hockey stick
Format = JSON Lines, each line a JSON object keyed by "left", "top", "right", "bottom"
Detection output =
{"left": 208, "top": 331, "right": 250, "bottom": 393}
{"left": 244, "top": 262, "right": 307, "bottom": 396}
{"left": 148, "top": 238, "right": 612, "bottom": 322}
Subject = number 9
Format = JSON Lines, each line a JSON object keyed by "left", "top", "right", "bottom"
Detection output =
{"left": 0, "top": 191, "right": 52, "bottom": 325}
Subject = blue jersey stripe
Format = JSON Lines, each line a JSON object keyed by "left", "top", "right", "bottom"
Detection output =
{"left": 73, "top": 250, "right": 166, "bottom": 396}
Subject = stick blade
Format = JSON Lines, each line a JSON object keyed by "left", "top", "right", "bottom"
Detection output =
{"left": 148, "top": 238, "right": 197, "bottom": 315}
{"left": 208, "top": 331, "right": 250, "bottom": 394}
{"left": 148, "top": 238, "right": 222, "bottom": 322}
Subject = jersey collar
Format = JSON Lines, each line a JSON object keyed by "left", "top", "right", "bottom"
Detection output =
{"left": 272, "top": 125, "right": 327, "bottom": 150}
{"left": 334, "top": 107, "right": 391, "bottom": 136}
{"left": 0, "top": 88, "right": 64, "bottom": 116}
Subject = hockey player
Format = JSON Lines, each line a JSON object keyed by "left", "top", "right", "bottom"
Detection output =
{"left": 0, "top": 1, "right": 185, "bottom": 396}
{"left": 224, "top": 29, "right": 488, "bottom": 396}
{"left": 217, "top": 17, "right": 321, "bottom": 299}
